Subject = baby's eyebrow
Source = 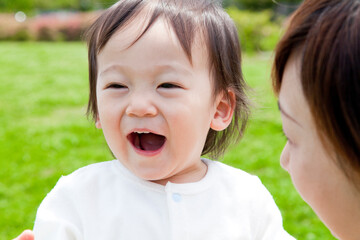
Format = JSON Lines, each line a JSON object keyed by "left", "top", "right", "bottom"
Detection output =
{"left": 153, "top": 64, "right": 192, "bottom": 76}
{"left": 278, "top": 101, "right": 303, "bottom": 128}
{"left": 100, "top": 63, "right": 192, "bottom": 77}
{"left": 99, "top": 64, "right": 128, "bottom": 77}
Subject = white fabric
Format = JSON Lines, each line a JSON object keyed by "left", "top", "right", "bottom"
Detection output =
{"left": 34, "top": 159, "right": 295, "bottom": 240}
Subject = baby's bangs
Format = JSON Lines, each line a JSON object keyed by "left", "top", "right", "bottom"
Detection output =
{"left": 132, "top": 0, "right": 216, "bottom": 64}
{"left": 94, "top": 0, "right": 220, "bottom": 63}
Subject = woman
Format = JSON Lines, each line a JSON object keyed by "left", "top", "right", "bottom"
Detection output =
{"left": 272, "top": 0, "right": 360, "bottom": 239}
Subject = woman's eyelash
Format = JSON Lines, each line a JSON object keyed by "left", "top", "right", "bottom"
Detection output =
{"left": 282, "top": 132, "right": 289, "bottom": 141}
{"left": 281, "top": 129, "right": 294, "bottom": 144}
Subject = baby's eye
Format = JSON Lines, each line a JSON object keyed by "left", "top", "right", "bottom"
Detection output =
{"left": 158, "top": 83, "right": 181, "bottom": 89}
{"left": 106, "top": 83, "right": 127, "bottom": 89}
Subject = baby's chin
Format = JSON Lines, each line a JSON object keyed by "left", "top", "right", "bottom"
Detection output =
{"left": 149, "top": 178, "right": 171, "bottom": 186}
{"left": 140, "top": 172, "right": 174, "bottom": 186}
{"left": 137, "top": 167, "right": 189, "bottom": 186}
{"left": 120, "top": 160, "right": 174, "bottom": 184}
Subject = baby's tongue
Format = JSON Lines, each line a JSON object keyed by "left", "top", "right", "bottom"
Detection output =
{"left": 139, "top": 133, "right": 165, "bottom": 151}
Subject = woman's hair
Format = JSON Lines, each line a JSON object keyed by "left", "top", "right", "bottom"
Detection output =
{"left": 85, "top": 0, "right": 250, "bottom": 158}
{"left": 272, "top": 0, "right": 360, "bottom": 181}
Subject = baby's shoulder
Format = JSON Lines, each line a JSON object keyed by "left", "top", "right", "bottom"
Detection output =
{"left": 64, "top": 160, "right": 115, "bottom": 178}
{"left": 67, "top": 160, "right": 115, "bottom": 177}
{"left": 207, "top": 159, "right": 267, "bottom": 194}
{"left": 52, "top": 160, "right": 118, "bottom": 193}
{"left": 209, "top": 160, "right": 259, "bottom": 181}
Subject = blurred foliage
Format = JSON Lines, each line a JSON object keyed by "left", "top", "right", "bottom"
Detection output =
{"left": 227, "top": 7, "right": 283, "bottom": 52}
{"left": 0, "top": 12, "right": 99, "bottom": 41}
{"left": 0, "top": 0, "right": 114, "bottom": 12}
{"left": 0, "top": 0, "right": 304, "bottom": 12}
{"left": 224, "top": 0, "right": 302, "bottom": 11}
{"left": 0, "top": 7, "right": 283, "bottom": 53}
{"left": 0, "top": 0, "right": 299, "bottom": 50}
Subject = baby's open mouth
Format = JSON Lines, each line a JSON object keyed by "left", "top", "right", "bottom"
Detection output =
{"left": 128, "top": 132, "right": 166, "bottom": 151}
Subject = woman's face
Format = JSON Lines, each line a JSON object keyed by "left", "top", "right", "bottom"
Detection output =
{"left": 278, "top": 53, "right": 360, "bottom": 239}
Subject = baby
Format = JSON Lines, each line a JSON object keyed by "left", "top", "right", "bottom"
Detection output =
{"left": 33, "top": 0, "right": 294, "bottom": 239}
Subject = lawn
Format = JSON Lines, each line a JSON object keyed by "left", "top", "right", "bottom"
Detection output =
{"left": 0, "top": 42, "right": 334, "bottom": 239}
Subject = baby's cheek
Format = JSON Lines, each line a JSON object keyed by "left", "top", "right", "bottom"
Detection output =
{"left": 173, "top": 118, "right": 204, "bottom": 153}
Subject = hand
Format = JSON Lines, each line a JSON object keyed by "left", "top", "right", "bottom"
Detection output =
{"left": 13, "top": 230, "right": 34, "bottom": 240}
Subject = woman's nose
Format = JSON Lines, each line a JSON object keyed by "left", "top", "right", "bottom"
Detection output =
{"left": 125, "top": 92, "right": 158, "bottom": 117}
{"left": 280, "top": 143, "right": 290, "bottom": 172}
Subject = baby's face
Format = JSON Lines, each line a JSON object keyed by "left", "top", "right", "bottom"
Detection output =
{"left": 95, "top": 17, "right": 220, "bottom": 184}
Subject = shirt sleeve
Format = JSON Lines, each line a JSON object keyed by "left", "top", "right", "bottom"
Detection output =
{"left": 33, "top": 176, "right": 83, "bottom": 240}
{"left": 251, "top": 177, "right": 296, "bottom": 240}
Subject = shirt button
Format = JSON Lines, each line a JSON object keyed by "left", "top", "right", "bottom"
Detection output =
{"left": 172, "top": 193, "right": 182, "bottom": 202}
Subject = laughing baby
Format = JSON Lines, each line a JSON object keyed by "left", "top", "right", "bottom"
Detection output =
{"left": 34, "top": 1, "right": 294, "bottom": 239}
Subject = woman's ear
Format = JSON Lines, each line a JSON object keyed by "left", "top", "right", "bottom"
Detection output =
{"left": 210, "top": 89, "right": 235, "bottom": 131}
{"left": 95, "top": 115, "right": 102, "bottom": 129}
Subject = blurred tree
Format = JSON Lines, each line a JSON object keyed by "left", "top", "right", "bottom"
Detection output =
{"left": 0, "top": 0, "right": 303, "bottom": 13}
{"left": 222, "top": 0, "right": 235, "bottom": 8}
{"left": 0, "top": 0, "right": 116, "bottom": 12}
{"left": 230, "top": 0, "right": 302, "bottom": 11}
{"left": 0, "top": 0, "right": 34, "bottom": 12}
{"left": 236, "top": 0, "right": 274, "bottom": 10}
{"left": 34, "top": 0, "right": 78, "bottom": 11}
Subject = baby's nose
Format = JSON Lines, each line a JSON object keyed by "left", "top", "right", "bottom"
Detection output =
{"left": 125, "top": 93, "right": 158, "bottom": 117}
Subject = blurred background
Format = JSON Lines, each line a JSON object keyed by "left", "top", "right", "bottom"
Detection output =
{"left": 0, "top": 0, "right": 301, "bottom": 50}
{"left": 0, "top": 0, "right": 336, "bottom": 239}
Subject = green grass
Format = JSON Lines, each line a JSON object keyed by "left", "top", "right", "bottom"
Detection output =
{"left": 0, "top": 42, "right": 335, "bottom": 239}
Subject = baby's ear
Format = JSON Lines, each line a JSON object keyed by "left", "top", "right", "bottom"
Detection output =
{"left": 95, "top": 115, "right": 102, "bottom": 129}
{"left": 210, "top": 89, "right": 235, "bottom": 131}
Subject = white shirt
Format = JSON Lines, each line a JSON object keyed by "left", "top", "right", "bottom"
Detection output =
{"left": 34, "top": 159, "right": 295, "bottom": 240}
